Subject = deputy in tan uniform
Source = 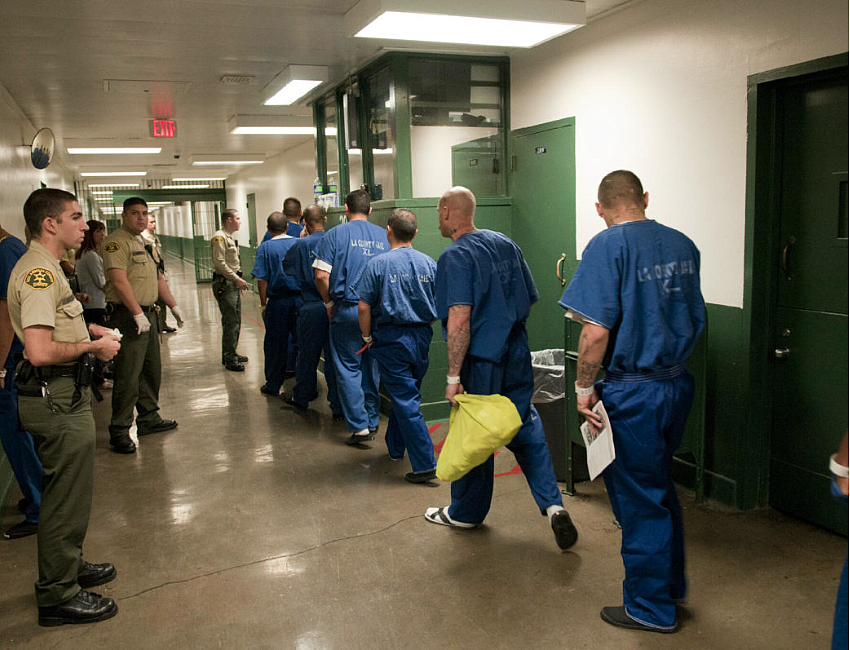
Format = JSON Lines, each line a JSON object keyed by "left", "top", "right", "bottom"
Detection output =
{"left": 211, "top": 208, "right": 249, "bottom": 371}
{"left": 9, "top": 188, "right": 121, "bottom": 626}
{"left": 102, "top": 197, "right": 184, "bottom": 454}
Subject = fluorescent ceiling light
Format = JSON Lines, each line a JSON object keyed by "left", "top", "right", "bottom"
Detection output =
{"left": 68, "top": 147, "right": 161, "bottom": 154}
{"left": 90, "top": 191, "right": 113, "bottom": 195}
{"left": 80, "top": 172, "right": 147, "bottom": 177}
{"left": 192, "top": 161, "right": 263, "bottom": 166}
{"left": 345, "top": 0, "right": 585, "bottom": 48}
{"left": 262, "top": 65, "right": 328, "bottom": 106}
{"left": 231, "top": 126, "right": 315, "bottom": 135}
{"left": 228, "top": 114, "right": 316, "bottom": 135}
{"left": 172, "top": 177, "right": 226, "bottom": 181}
{"left": 162, "top": 184, "right": 209, "bottom": 189}
{"left": 88, "top": 183, "right": 140, "bottom": 188}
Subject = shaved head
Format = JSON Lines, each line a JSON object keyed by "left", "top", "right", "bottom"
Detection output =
{"left": 303, "top": 204, "right": 326, "bottom": 233}
{"left": 597, "top": 170, "right": 644, "bottom": 210}
{"left": 439, "top": 186, "right": 476, "bottom": 219}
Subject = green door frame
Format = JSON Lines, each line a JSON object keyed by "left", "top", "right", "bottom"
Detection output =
{"left": 741, "top": 52, "right": 849, "bottom": 510}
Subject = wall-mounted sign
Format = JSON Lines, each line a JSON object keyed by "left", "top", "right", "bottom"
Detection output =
{"left": 469, "top": 159, "right": 479, "bottom": 167}
{"left": 535, "top": 146, "right": 547, "bottom": 155}
{"left": 150, "top": 119, "right": 177, "bottom": 138}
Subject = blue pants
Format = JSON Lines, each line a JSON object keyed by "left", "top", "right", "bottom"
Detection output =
{"left": 293, "top": 301, "right": 341, "bottom": 414}
{"left": 329, "top": 303, "right": 380, "bottom": 433}
{"left": 0, "top": 363, "right": 41, "bottom": 523}
{"left": 371, "top": 325, "right": 436, "bottom": 473}
{"left": 262, "top": 294, "right": 299, "bottom": 392}
{"left": 448, "top": 326, "right": 562, "bottom": 524}
{"left": 598, "top": 373, "right": 694, "bottom": 630}
{"left": 831, "top": 479, "right": 848, "bottom": 650}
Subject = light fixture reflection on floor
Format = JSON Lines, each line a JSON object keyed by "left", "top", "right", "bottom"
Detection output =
{"left": 345, "top": 0, "right": 585, "bottom": 48}
{"left": 262, "top": 65, "right": 328, "bottom": 106}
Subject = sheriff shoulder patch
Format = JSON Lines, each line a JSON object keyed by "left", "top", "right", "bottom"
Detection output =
{"left": 104, "top": 241, "right": 120, "bottom": 253}
{"left": 212, "top": 236, "right": 225, "bottom": 244}
{"left": 24, "top": 268, "right": 55, "bottom": 290}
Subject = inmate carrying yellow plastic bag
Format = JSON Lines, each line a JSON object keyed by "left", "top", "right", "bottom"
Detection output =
{"left": 436, "top": 393, "right": 523, "bottom": 482}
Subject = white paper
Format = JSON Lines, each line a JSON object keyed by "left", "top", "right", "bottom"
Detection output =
{"left": 580, "top": 400, "right": 615, "bottom": 481}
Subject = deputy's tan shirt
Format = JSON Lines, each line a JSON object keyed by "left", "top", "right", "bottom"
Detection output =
{"left": 141, "top": 230, "right": 163, "bottom": 267}
{"left": 102, "top": 225, "right": 159, "bottom": 306}
{"left": 211, "top": 229, "right": 241, "bottom": 282}
{"left": 7, "top": 241, "right": 90, "bottom": 354}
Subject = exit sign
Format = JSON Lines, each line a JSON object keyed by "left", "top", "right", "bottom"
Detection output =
{"left": 149, "top": 119, "right": 177, "bottom": 138}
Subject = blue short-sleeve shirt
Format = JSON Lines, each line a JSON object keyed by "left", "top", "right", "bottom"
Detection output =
{"left": 283, "top": 231, "right": 326, "bottom": 303}
{"left": 559, "top": 219, "right": 705, "bottom": 373}
{"left": 355, "top": 247, "right": 437, "bottom": 327}
{"left": 286, "top": 221, "right": 303, "bottom": 238}
{"left": 0, "top": 234, "right": 28, "bottom": 367}
{"left": 436, "top": 229, "right": 538, "bottom": 362}
{"left": 313, "top": 220, "right": 389, "bottom": 303}
{"left": 251, "top": 235, "right": 300, "bottom": 297}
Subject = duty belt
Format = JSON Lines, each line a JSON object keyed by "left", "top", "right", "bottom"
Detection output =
{"left": 14, "top": 354, "right": 101, "bottom": 403}
{"left": 107, "top": 302, "right": 157, "bottom": 313}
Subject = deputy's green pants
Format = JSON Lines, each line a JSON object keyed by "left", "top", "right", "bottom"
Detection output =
{"left": 18, "top": 376, "right": 94, "bottom": 607}
{"left": 213, "top": 278, "right": 241, "bottom": 363}
{"left": 107, "top": 309, "right": 162, "bottom": 436}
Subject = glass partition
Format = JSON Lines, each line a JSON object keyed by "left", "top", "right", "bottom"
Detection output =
{"left": 343, "top": 89, "right": 364, "bottom": 195}
{"left": 409, "top": 58, "right": 505, "bottom": 198}
{"left": 365, "top": 66, "right": 395, "bottom": 200}
{"left": 322, "top": 95, "right": 340, "bottom": 207}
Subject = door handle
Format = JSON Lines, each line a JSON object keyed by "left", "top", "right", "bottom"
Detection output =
{"left": 780, "top": 236, "right": 796, "bottom": 279}
{"left": 556, "top": 253, "right": 566, "bottom": 287}
{"left": 774, "top": 347, "right": 790, "bottom": 359}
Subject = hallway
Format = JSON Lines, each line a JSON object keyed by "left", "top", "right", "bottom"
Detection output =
{"left": 0, "top": 254, "right": 845, "bottom": 649}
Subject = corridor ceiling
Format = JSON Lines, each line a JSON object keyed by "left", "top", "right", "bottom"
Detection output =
{"left": 0, "top": 0, "right": 631, "bottom": 182}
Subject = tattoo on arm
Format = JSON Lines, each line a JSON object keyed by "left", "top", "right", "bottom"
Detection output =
{"left": 576, "top": 330, "right": 604, "bottom": 385}
{"left": 446, "top": 305, "right": 472, "bottom": 376}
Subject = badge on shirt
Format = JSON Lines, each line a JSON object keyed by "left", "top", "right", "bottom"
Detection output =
{"left": 104, "top": 241, "right": 120, "bottom": 253}
{"left": 24, "top": 268, "right": 55, "bottom": 290}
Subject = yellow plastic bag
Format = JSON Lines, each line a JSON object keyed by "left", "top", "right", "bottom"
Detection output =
{"left": 436, "top": 393, "right": 523, "bottom": 482}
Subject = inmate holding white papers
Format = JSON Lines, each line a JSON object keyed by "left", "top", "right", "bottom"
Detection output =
{"left": 580, "top": 400, "right": 615, "bottom": 481}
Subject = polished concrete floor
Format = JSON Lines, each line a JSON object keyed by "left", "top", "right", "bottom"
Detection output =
{"left": 0, "top": 256, "right": 846, "bottom": 649}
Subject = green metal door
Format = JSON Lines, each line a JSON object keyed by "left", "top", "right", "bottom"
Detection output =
{"left": 451, "top": 134, "right": 503, "bottom": 197}
{"left": 246, "top": 193, "right": 258, "bottom": 247}
{"left": 510, "top": 118, "right": 576, "bottom": 350}
{"left": 769, "top": 66, "right": 848, "bottom": 533}
{"left": 192, "top": 201, "right": 220, "bottom": 283}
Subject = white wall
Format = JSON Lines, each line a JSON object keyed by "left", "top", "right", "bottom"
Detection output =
{"left": 0, "top": 83, "right": 74, "bottom": 240}
{"left": 225, "top": 137, "right": 317, "bottom": 238}
{"left": 510, "top": 0, "right": 848, "bottom": 308}
{"left": 410, "top": 126, "right": 500, "bottom": 197}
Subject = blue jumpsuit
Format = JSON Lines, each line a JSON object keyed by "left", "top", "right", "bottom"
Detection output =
{"left": 282, "top": 231, "right": 341, "bottom": 413}
{"left": 313, "top": 220, "right": 388, "bottom": 433}
{"left": 436, "top": 229, "right": 563, "bottom": 524}
{"left": 560, "top": 219, "right": 705, "bottom": 630}
{"left": 355, "top": 247, "right": 438, "bottom": 472}
{"left": 251, "top": 235, "right": 301, "bottom": 393}
{"left": 0, "top": 234, "right": 41, "bottom": 525}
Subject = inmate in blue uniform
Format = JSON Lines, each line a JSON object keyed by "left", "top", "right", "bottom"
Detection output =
{"left": 313, "top": 220, "right": 388, "bottom": 433}
{"left": 560, "top": 219, "right": 704, "bottom": 630}
{"left": 355, "top": 247, "right": 437, "bottom": 472}
{"left": 436, "top": 229, "right": 562, "bottom": 523}
{"left": 251, "top": 235, "right": 301, "bottom": 394}
{"left": 0, "top": 234, "right": 42, "bottom": 527}
{"left": 282, "top": 231, "right": 341, "bottom": 413}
